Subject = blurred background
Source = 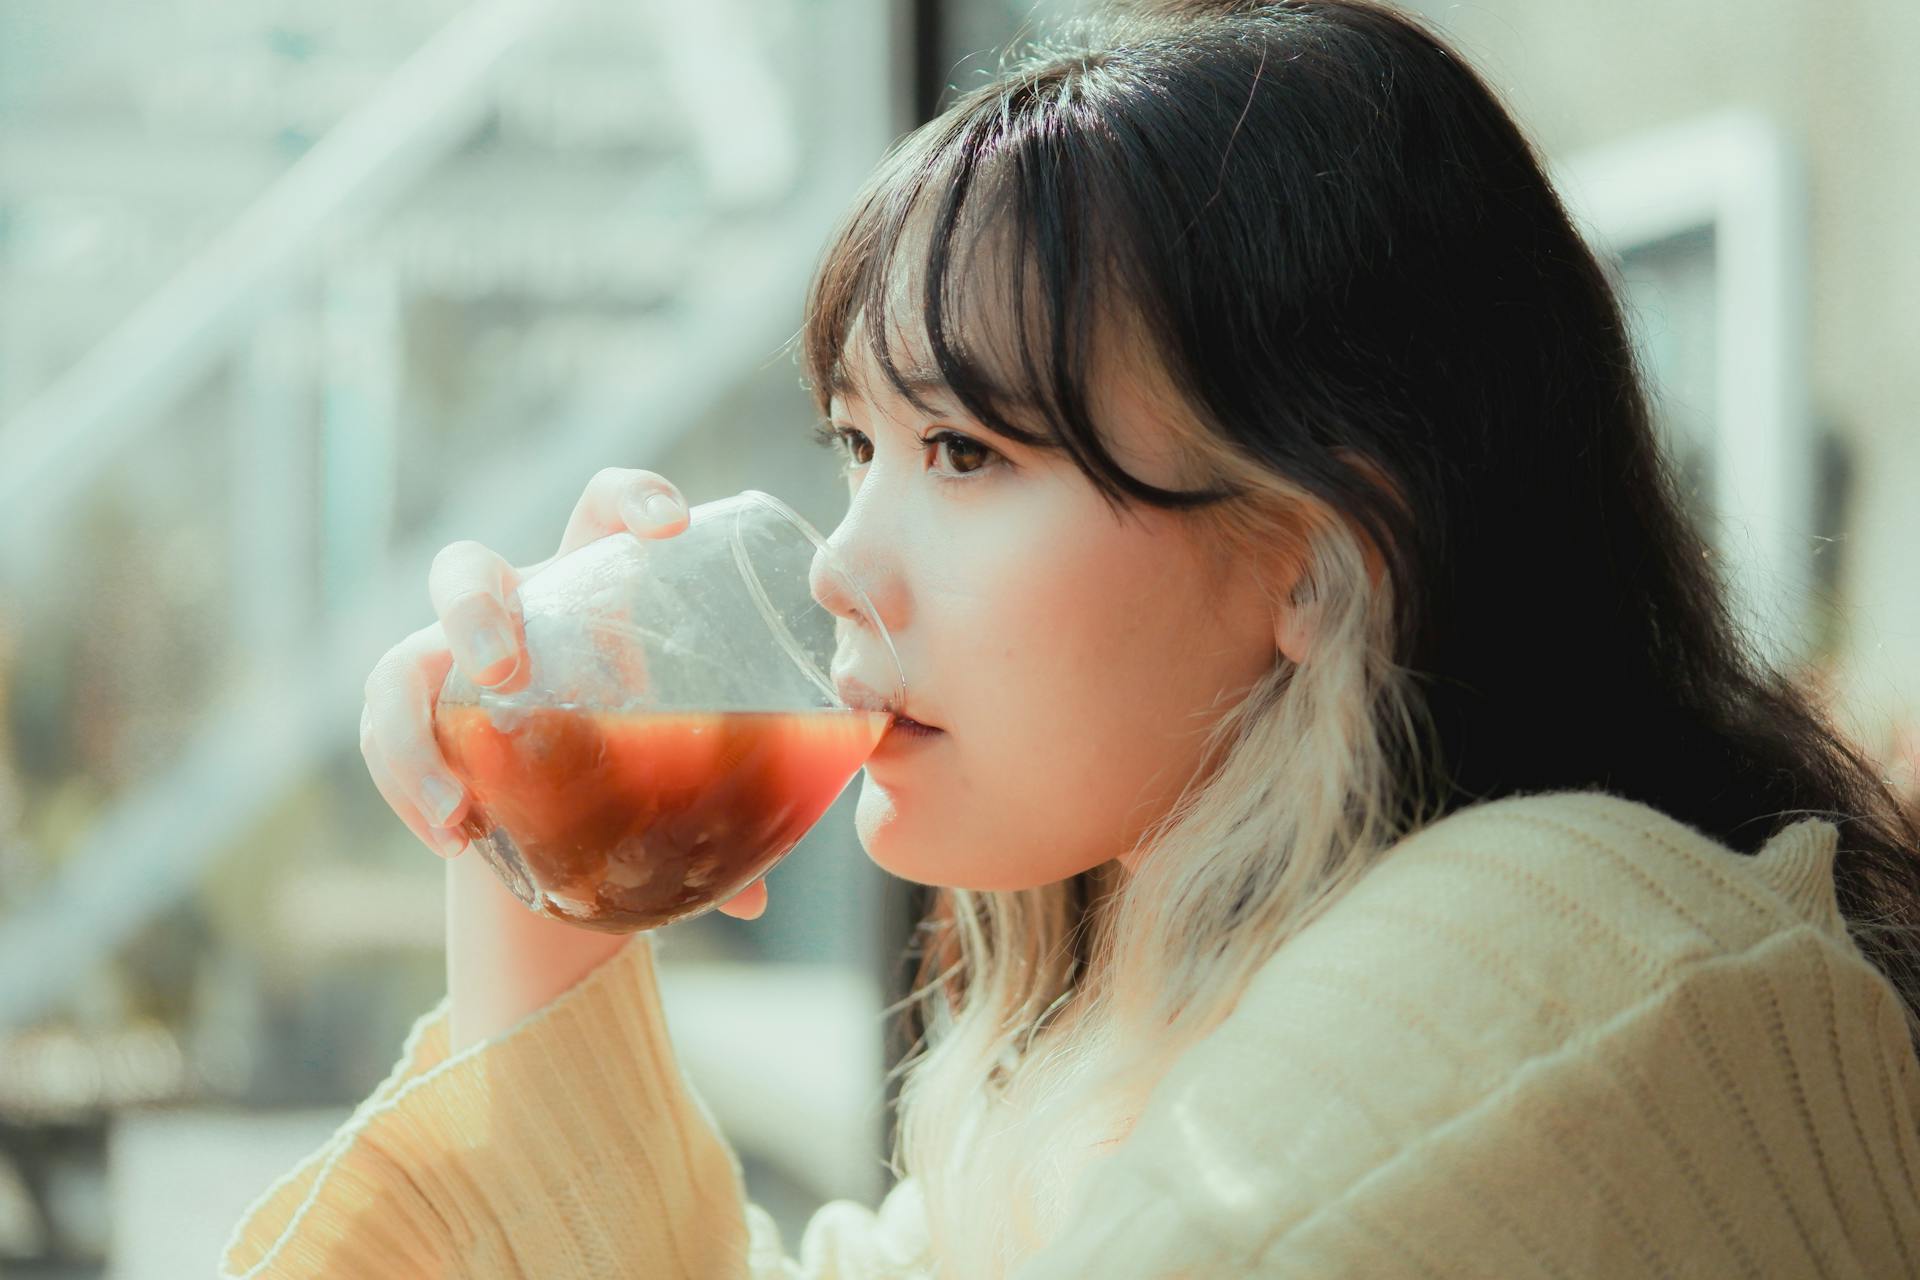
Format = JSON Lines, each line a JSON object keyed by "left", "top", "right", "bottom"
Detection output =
{"left": 0, "top": 0, "right": 1915, "bottom": 1274}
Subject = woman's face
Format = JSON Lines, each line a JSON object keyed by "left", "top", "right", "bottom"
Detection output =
{"left": 816, "top": 318, "right": 1285, "bottom": 889}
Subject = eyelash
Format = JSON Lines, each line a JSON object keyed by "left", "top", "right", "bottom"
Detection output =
{"left": 809, "top": 420, "right": 1006, "bottom": 485}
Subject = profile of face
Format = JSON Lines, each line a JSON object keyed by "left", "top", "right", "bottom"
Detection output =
{"left": 812, "top": 301, "right": 1293, "bottom": 891}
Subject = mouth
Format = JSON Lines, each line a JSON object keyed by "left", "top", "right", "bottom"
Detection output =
{"left": 835, "top": 673, "right": 941, "bottom": 732}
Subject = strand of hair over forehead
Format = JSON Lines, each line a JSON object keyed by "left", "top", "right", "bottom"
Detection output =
{"left": 1084, "top": 0, "right": 1334, "bottom": 29}
{"left": 1108, "top": 0, "right": 1455, "bottom": 56}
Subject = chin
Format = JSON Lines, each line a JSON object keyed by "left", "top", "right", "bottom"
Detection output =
{"left": 854, "top": 780, "right": 969, "bottom": 888}
{"left": 852, "top": 774, "right": 1079, "bottom": 892}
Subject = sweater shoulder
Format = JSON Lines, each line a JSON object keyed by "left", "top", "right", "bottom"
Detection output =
{"left": 1186, "top": 787, "right": 1895, "bottom": 1189}
{"left": 1338, "top": 787, "right": 1855, "bottom": 987}
{"left": 1012, "top": 790, "right": 1920, "bottom": 1277}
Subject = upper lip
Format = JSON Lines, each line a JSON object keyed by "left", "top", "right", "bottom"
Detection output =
{"left": 834, "top": 674, "right": 938, "bottom": 729}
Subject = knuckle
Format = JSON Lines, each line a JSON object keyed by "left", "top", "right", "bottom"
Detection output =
{"left": 589, "top": 466, "right": 640, "bottom": 495}
{"left": 404, "top": 621, "right": 447, "bottom": 653}
{"left": 429, "top": 541, "right": 500, "bottom": 599}
{"left": 367, "top": 639, "right": 410, "bottom": 683}
{"left": 439, "top": 587, "right": 500, "bottom": 628}
{"left": 594, "top": 466, "right": 668, "bottom": 506}
{"left": 430, "top": 539, "right": 483, "bottom": 575}
{"left": 362, "top": 659, "right": 416, "bottom": 727}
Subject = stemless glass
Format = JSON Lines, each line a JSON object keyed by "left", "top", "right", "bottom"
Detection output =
{"left": 431, "top": 489, "right": 902, "bottom": 933}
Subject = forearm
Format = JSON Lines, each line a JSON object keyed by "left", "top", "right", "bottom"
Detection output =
{"left": 445, "top": 848, "right": 632, "bottom": 1053}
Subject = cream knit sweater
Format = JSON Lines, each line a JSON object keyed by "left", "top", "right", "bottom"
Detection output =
{"left": 220, "top": 789, "right": 1920, "bottom": 1277}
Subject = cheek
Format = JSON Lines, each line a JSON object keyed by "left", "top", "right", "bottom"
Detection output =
{"left": 848, "top": 518, "right": 1215, "bottom": 891}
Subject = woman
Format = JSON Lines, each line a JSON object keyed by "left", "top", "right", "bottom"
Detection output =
{"left": 223, "top": 1, "right": 1920, "bottom": 1275}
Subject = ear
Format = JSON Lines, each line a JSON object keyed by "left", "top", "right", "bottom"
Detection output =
{"left": 1275, "top": 580, "right": 1315, "bottom": 667}
{"left": 1272, "top": 449, "right": 1394, "bottom": 666}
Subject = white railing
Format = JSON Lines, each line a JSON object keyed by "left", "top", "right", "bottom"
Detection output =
{"left": 0, "top": 207, "right": 842, "bottom": 1030}
{"left": 0, "top": 0, "right": 560, "bottom": 571}
{"left": 0, "top": 0, "right": 875, "bottom": 1029}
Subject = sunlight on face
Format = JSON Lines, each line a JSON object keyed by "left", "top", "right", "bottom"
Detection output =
{"left": 815, "top": 306, "right": 1282, "bottom": 891}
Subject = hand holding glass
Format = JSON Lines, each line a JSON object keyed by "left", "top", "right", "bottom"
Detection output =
{"left": 431, "top": 490, "right": 903, "bottom": 933}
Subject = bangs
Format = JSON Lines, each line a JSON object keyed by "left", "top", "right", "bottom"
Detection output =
{"left": 795, "top": 80, "right": 1242, "bottom": 513}
{"left": 804, "top": 117, "right": 1073, "bottom": 452}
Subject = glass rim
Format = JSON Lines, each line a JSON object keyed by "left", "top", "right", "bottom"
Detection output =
{"left": 717, "top": 489, "right": 908, "bottom": 711}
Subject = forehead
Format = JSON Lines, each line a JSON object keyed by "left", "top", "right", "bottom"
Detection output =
{"left": 826, "top": 324, "right": 1022, "bottom": 414}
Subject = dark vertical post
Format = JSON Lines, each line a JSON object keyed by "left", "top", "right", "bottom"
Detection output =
{"left": 911, "top": 0, "right": 949, "bottom": 121}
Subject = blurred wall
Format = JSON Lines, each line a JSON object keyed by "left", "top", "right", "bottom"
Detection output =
{"left": 1404, "top": 0, "right": 1920, "bottom": 774}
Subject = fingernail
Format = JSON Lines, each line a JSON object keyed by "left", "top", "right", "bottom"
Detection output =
{"left": 421, "top": 773, "right": 463, "bottom": 826}
{"left": 643, "top": 492, "right": 680, "bottom": 526}
{"left": 469, "top": 623, "right": 515, "bottom": 676}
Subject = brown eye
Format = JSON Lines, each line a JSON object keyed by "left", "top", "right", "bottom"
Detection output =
{"left": 810, "top": 421, "right": 871, "bottom": 469}
{"left": 929, "top": 430, "right": 993, "bottom": 476}
{"left": 809, "top": 420, "right": 1005, "bottom": 484}
{"left": 929, "top": 427, "right": 1006, "bottom": 477}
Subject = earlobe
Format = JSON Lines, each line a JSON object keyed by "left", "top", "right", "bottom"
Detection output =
{"left": 1275, "top": 579, "right": 1314, "bottom": 666}
{"left": 1270, "top": 450, "right": 1398, "bottom": 668}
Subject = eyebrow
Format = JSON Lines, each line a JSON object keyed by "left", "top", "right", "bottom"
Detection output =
{"left": 828, "top": 359, "right": 1030, "bottom": 411}
{"left": 829, "top": 363, "right": 948, "bottom": 401}
{"left": 824, "top": 352, "right": 1066, "bottom": 452}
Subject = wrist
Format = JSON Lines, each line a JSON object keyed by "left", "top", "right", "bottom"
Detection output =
{"left": 445, "top": 851, "right": 637, "bottom": 1053}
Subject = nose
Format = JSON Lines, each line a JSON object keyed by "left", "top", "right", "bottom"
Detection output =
{"left": 809, "top": 542, "right": 890, "bottom": 640}
{"left": 808, "top": 506, "right": 904, "bottom": 683}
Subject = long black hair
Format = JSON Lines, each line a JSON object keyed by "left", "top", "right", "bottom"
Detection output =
{"left": 797, "top": 0, "right": 1920, "bottom": 1154}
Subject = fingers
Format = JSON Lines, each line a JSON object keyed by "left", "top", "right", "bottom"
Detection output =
{"left": 374, "top": 469, "right": 691, "bottom": 871}
{"left": 553, "top": 467, "right": 690, "bottom": 562}
{"left": 425, "top": 471, "right": 686, "bottom": 699}
{"left": 362, "top": 713, "right": 468, "bottom": 859}
{"left": 715, "top": 878, "right": 768, "bottom": 920}
{"left": 362, "top": 623, "right": 469, "bottom": 851}
{"left": 429, "top": 541, "right": 527, "bottom": 690}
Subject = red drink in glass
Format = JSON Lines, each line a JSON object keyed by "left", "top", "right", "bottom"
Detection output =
{"left": 433, "top": 704, "right": 888, "bottom": 932}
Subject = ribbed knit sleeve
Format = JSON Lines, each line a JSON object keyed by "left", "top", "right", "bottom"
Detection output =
{"left": 219, "top": 932, "right": 933, "bottom": 1278}
{"left": 1010, "top": 790, "right": 1920, "bottom": 1279}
